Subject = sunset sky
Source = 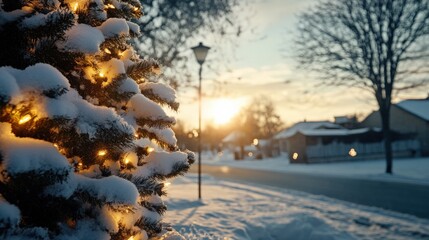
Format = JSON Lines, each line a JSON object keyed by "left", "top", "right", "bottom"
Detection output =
{"left": 175, "top": 0, "right": 428, "bottom": 130}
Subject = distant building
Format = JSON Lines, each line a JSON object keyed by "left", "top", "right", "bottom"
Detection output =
{"left": 360, "top": 99, "right": 429, "bottom": 155}
{"left": 274, "top": 121, "right": 419, "bottom": 163}
{"left": 334, "top": 115, "right": 358, "bottom": 128}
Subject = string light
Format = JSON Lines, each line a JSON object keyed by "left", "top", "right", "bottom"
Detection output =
{"left": 53, "top": 143, "right": 59, "bottom": 149}
{"left": 147, "top": 147, "right": 154, "bottom": 153}
{"left": 349, "top": 148, "right": 357, "bottom": 157}
{"left": 128, "top": 236, "right": 135, "bottom": 240}
{"left": 104, "top": 48, "right": 111, "bottom": 54}
{"left": 99, "top": 72, "right": 105, "bottom": 77}
{"left": 124, "top": 158, "right": 130, "bottom": 164}
{"left": 98, "top": 150, "right": 107, "bottom": 156}
{"left": 133, "top": 7, "right": 139, "bottom": 11}
{"left": 105, "top": 3, "right": 115, "bottom": 9}
{"left": 18, "top": 114, "right": 32, "bottom": 124}
{"left": 73, "top": 2, "right": 78, "bottom": 11}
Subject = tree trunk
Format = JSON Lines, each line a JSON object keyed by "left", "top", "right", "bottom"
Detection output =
{"left": 380, "top": 109, "right": 393, "bottom": 174}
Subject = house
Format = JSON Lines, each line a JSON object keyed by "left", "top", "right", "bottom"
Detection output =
{"left": 274, "top": 121, "right": 419, "bottom": 163}
{"left": 360, "top": 99, "right": 429, "bottom": 155}
{"left": 274, "top": 121, "right": 344, "bottom": 154}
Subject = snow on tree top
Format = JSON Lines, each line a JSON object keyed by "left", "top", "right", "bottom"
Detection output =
{"left": 59, "top": 24, "right": 105, "bottom": 54}
{"left": 97, "top": 18, "right": 129, "bottom": 38}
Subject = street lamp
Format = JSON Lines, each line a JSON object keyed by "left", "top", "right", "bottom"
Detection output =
{"left": 191, "top": 42, "right": 210, "bottom": 199}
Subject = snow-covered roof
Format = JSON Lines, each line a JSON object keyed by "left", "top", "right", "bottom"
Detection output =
{"left": 222, "top": 131, "right": 245, "bottom": 143}
{"left": 298, "top": 127, "right": 380, "bottom": 137}
{"left": 396, "top": 99, "right": 429, "bottom": 122}
{"left": 274, "top": 121, "right": 343, "bottom": 139}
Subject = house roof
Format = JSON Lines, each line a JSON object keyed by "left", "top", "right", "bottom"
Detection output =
{"left": 396, "top": 99, "right": 429, "bottom": 122}
{"left": 297, "top": 127, "right": 381, "bottom": 137}
{"left": 222, "top": 131, "right": 245, "bottom": 143}
{"left": 274, "top": 121, "right": 344, "bottom": 139}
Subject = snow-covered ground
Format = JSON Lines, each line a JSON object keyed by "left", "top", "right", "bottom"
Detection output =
{"left": 201, "top": 151, "right": 429, "bottom": 184}
{"left": 164, "top": 174, "right": 429, "bottom": 240}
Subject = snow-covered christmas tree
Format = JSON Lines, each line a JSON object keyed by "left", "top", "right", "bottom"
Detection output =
{"left": 0, "top": 0, "right": 194, "bottom": 239}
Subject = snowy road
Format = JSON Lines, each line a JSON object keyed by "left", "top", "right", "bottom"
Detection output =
{"left": 165, "top": 175, "right": 429, "bottom": 240}
{"left": 190, "top": 164, "right": 429, "bottom": 219}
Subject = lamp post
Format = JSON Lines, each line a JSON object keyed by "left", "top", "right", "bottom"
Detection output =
{"left": 191, "top": 42, "right": 210, "bottom": 199}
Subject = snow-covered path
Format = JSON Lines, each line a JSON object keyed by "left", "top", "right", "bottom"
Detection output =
{"left": 165, "top": 174, "right": 429, "bottom": 240}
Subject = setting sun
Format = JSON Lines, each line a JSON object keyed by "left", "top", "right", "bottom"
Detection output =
{"left": 207, "top": 98, "right": 243, "bottom": 125}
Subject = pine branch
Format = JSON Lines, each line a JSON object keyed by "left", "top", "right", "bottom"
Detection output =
{"left": 126, "top": 59, "right": 160, "bottom": 83}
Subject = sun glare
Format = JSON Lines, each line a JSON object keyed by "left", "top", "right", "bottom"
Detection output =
{"left": 208, "top": 98, "right": 243, "bottom": 125}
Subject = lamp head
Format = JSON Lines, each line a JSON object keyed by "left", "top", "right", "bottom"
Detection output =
{"left": 191, "top": 42, "right": 210, "bottom": 65}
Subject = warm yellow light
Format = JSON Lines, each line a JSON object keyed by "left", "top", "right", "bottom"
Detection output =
{"left": 208, "top": 98, "right": 244, "bottom": 125}
{"left": 124, "top": 158, "right": 130, "bottom": 164}
{"left": 53, "top": 143, "right": 59, "bottom": 148}
{"left": 19, "top": 114, "right": 32, "bottom": 124}
{"left": 105, "top": 3, "right": 115, "bottom": 9}
{"left": 164, "top": 182, "right": 171, "bottom": 187}
{"left": 220, "top": 166, "right": 229, "bottom": 173}
{"left": 192, "top": 129, "right": 199, "bottom": 138}
{"left": 147, "top": 147, "right": 154, "bottom": 153}
{"left": 128, "top": 236, "right": 135, "bottom": 240}
{"left": 118, "top": 51, "right": 124, "bottom": 56}
{"left": 99, "top": 72, "right": 105, "bottom": 77}
{"left": 248, "top": 152, "right": 253, "bottom": 157}
{"left": 349, "top": 148, "right": 357, "bottom": 157}
{"left": 253, "top": 138, "right": 259, "bottom": 146}
{"left": 292, "top": 152, "right": 299, "bottom": 160}
{"left": 98, "top": 150, "right": 107, "bottom": 156}
{"left": 73, "top": 2, "right": 78, "bottom": 11}
{"left": 78, "top": 162, "right": 83, "bottom": 166}
{"left": 133, "top": 7, "right": 139, "bottom": 11}
{"left": 104, "top": 48, "right": 111, "bottom": 54}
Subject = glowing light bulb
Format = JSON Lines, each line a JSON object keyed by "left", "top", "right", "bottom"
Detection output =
{"left": 98, "top": 150, "right": 107, "bottom": 156}
{"left": 349, "top": 148, "right": 357, "bottom": 157}
{"left": 128, "top": 236, "right": 135, "bottom": 240}
{"left": 147, "top": 147, "right": 154, "bottom": 153}
{"left": 19, "top": 114, "right": 32, "bottom": 124}
{"left": 253, "top": 138, "right": 259, "bottom": 145}
{"left": 104, "top": 48, "right": 111, "bottom": 54}
{"left": 78, "top": 162, "right": 83, "bottom": 166}
{"left": 53, "top": 143, "right": 59, "bottom": 149}
{"left": 124, "top": 158, "right": 130, "bottom": 164}
{"left": 99, "top": 72, "right": 105, "bottom": 77}
{"left": 133, "top": 7, "right": 139, "bottom": 11}
{"left": 106, "top": 4, "right": 115, "bottom": 9}
{"left": 292, "top": 152, "right": 299, "bottom": 160}
{"left": 73, "top": 2, "right": 78, "bottom": 11}
{"left": 164, "top": 182, "right": 171, "bottom": 187}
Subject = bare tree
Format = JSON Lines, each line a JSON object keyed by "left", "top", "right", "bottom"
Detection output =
{"left": 295, "top": 0, "right": 429, "bottom": 173}
{"left": 135, "top": 0, "right": 243, "bottom": 87}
